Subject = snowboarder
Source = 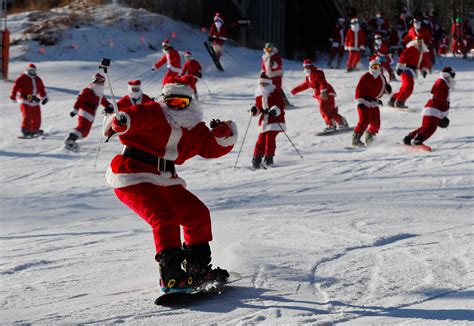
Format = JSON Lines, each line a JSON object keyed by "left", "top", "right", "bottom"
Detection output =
{"left": 389, "top": 37, "right": 431, "bottom": 109}
{"left": 345, "top": 18, "right": 366, "bottom": 72}
{"left": 290, "top": 59, "right": 348, "bottom": 132}
{"left": 117, "top": 80, "right": 152, "bottom": 110}
{"left": 65, "top": 73, "right": 112, "bottom": 151}
{"left": 180, "top": 51, "right": 202, "bottom": 100}
{"left": 261, "top": 42, "right": 291, "bottom": 107}
{"left": 103, "top": 75, "right": 238, "bottom": 293}
{"left": 151, "top": 39, "right": 181, "bottom": 85}
{"left": 403, "top": 67, "right": 455, "bottom": 146}
{"left": 10, "top": 63, "right": 49, "bottom": 138}
{"left": 352, "top": 56, "right": 391, "bottom": 147}
{"left": 250, "top": 72, "right": 286, "bottom": 169}
{"left": 327, "top": 18, "right": 346, "bottom": 68}
{"left": 208, "top": 12, "right": 227, "bottom": 59}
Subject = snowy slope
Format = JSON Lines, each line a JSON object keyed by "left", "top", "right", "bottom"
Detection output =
{"left": 1, "top": 3, "right": 473, "bottom": 325}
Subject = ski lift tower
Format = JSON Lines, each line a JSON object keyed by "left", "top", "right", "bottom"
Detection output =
{"left": 0, "top": 0, "right": 9, "bottom": 80}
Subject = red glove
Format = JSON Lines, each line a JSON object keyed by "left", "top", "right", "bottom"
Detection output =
{"left": 210, "top": 119, "right": 233, "bottom": 138}
{"left": 112, "top": 114, "right": 128, "bottom": 133}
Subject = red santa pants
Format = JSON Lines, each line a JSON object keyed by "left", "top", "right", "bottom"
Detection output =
{"left": 318, "top": 97, "right": 344, "bottom": 126}
{"left": 329, "top": 45, "right": 344, "bottom": 60}
{"left": 271, "top": 76, "right": 283, "bottom": 90}
{"left": 394, "top": 72, "right": 414, "bottom": 102}
{"left": 74, "top": 114, "right": 95, "bottom": 138}
{"left": 451, "top": 39, "right": 467, "bottom": 55}
{"left": 114, "top": 183, "right": 212, "bottom": 253}
{"left": 162, "top": 70, "right": 180, "bottom": 86}
{"left": 354, "top": 106, "right": 380, "bottom": 134}
{"left": 408, "top": 115, "right": 439, "bottom": 143}
{"left": 346, "top": 50, "right": 361, "bottom": 70}
{"left": 254, "top": 131, "right": 280, "bottom": 158}
{"left": 20, "top": 104, "right": 41, "bottom": 132}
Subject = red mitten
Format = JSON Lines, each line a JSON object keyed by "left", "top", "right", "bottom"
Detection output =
{"left": 112, "top": 114, "right": 128, "bottom": 133}
{"left": 211, "top": 120, "right": 233, "bottom": 138}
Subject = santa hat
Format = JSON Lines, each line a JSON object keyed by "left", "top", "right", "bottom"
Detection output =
{"left": 162, "top": 75, "right": 194, "bottom": 97}
{"left": 93, "top": 73, "right": 106, "bottom": 84}
{"left": 376, "top": 11, "right": 384, "bottom": 17}
{"left": 374, "top": 33, "right": 383, "bottom": 39}
{"left": 369, "top": 55, "right": 381, "bottom": 66}
{"left": 27, "top": 63, "right": 37, "bottom": 69}
{"left": 128, "top": 79, "right": 141, "bottom": 90}
{"left": 350, "top": 18, "right": 359, "bottom": 24}
{"left": 161, "top": 39, "right": 170, "bottom": 47}
{"left": 214, "top": 12, "right": 224, "bottom": 22}
{"left": 441, "top": 67, "right": 456, "bottom": 79}
{"left": 303, "top": 59, "right": 313, "bottom": 68}
{"left": 258, "top": 72, "right": 272, "bottom": 84}
{"left": 338, "top": 17, "right": 345, "bottom": 23}
{"left": 184, "top": 51, "right": 192, "bottom": 57}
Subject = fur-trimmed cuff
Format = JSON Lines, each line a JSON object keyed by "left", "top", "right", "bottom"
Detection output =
{"left": 269, "top": 105, "right": 281, "bottom": 117}
{"left": 215, "top": 121, "right": 238, "bottom": 147}
{"left": 395, "top": 63, "right": 405, "bottom": 71}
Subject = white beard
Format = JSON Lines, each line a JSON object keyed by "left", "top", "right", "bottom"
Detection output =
{"left": 215, "top": 21, "right": 223, "bottom": 31}
{"left": 129, "top": 90, "right": 142, "bottom": 100}
{"left": 255, "top": 84, "right": 276, "bottom": 109}
{"left": 90, "top": 84, "right": 104, "bottom": 97}
{"left": 351, "top": 25, "right": 360, "bottom": 32}
{"left": 369, "top": 69, "right": 381, "bottom": 78}
{"left": 160, "top": 100, "right": 203, "bottom": 129}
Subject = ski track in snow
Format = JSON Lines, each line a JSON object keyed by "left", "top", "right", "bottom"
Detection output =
{"left": 1, "top": 3, "right": 474, "bottom": 325}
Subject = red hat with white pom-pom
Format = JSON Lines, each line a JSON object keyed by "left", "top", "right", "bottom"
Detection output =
{"left": 162, "top": 75, "right": 194, "bottom": 98}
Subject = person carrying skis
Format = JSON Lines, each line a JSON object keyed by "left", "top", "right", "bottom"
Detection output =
{"left": 250, "top": 72, "right": 286, "bottom": 169}
{"left": 208, "top": 12, "right": 227, "bottom": 59}
{"left": 64, "top": 73, "right": 112, "bottom": 151}
{"left": 389, "top": 36, "right": 431, "bottom": 109}
{"left": 352, "top": 56, "right": 392, "bottom": 147}
{"left": 181, "top": 51, "right": 202, "bottom": 100}
{"left": 327, "top": 17, "right": 346, "bottom": 68}
{"left": 291, "top": 59, "right": 348, "bottom": 133}
{"left": 103, "top": 75, "right": 238, "bottom": 293}
{"left": 151, "top": 39, "right": 181, "bottom": 85}
{"left": 10, "top": 63, "right": 49, "bottom": 138}
{"left": 345, "top": 18, "right": 366, "bottom": 72}
{"left": 403, "top": 67, "right": 455, "bottom": 146}
{"left": 117, "top": 80, "right": 152, "bottom": 110}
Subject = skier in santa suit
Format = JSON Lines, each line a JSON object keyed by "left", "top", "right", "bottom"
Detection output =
{"left": 103, "top": 75, "right": 238, "bottom": 293}
{"left": 389, "top": 37, "right": 431, "bottom": 109}
{"left": 352, "top": 56, "right": 392, "bottom": 147}
{"left": 152, "top": 39, "right": 181, "bottom": 85}
{"left": 403, "top": 67, "right": 455, "bottom": 146}
{"left": 345, "top": 18, "right": 366, "bottom": 72}
{"left": 373, "top": 33, "right": 395, "bottom": 81}
{"left": 290, "top": 59, "right": 348, "bottom": 132}
{"left": 327, "top": 17, "right": 346, "bottom": 68}
{"left": 261, "top": 42, "right": 291, "bottom": 106}
{"left": 117, "top": 80, "right": 152, "bottom": 110}
{"left": 402, "top": 18, "right": 432, "bottom": 46}
{"left": 10, "top": 63, "right": 49, "bottom": 138}
{"left": 65, "top": 73, "right": 112, "bottom": 150}
{"left": 250, "top": 72, "right": 285, "bottom": 169}
{"left": 208, "top": 12, "right": 227, "bottom": 59}
{"left": 180, "top": 51, "right": 202, "bottom": 100}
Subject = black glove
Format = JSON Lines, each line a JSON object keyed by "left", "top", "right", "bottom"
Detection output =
{"left": 438, "top": 117, "right": 450, "bottom": 128}
{"left": 70, "top": 110, "right": 77, "bottom": 117}
{"left": 210, "top": 118, "right": 221, "bottom": 129}
{"left": 117, "top": 113, "right": 128, "bottom": 126}
{"left": 262, "top": 109, "right": 269, "bottom": 114}
{"left": 268, "top": 108, "right": 278, "bottom": 116}
{"left": 196, "top": 71, "right": 202, "bottom": 78}
{"left": 41, "top": 97, "right": 49, "bottom": 105}
{"left": 103, "top": 106, "right": 114, "bottom": 114}
{"left": 396, "top": 69, "right": 403, "bottom": 76}
{"left": 208, "top": 36, "right": 215, "bottom": 42}
{"left": 250, "top": 105, "right": 258, "bottom": 115}
{"left": 385, "top": 83, "right": 392, "bottom": 94}
{"left": 422, "top": 71, "right": 427, "bottom": 78}
{"left": 377, "top": 99, "right": 383, "bottom": 106}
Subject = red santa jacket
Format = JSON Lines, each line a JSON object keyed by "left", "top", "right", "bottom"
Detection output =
{"left": 181, "top": 59, "right": 202, "bottom": 88}
{"left": 72, "top": 87, "right": 111, "bottom": 121}
{"left": 451, "top": 23, "right": 466, "bottom": 40}
{"left": 423, "top": 77, "right": 451, "bottom": 118}
{"left": 396, "top": 43, "right": 431, "bottom": 76}
{"left": 253, "top": 88, "right": 286, "bottom": 133}
{"left": 402, "top": 26, "right": 432, "bottom": 45}
{"left": 261, "top": 51, "right": 283, "bottom": 79}
{"left": 374, "top": 42, "right": 392, "bottom": 65}
{"left": 117, "top": 94, "right": 152, "bottom": 111}
{"left": 209, "top": 23, "right": 227, "bottom": 46}
{"left": 291, "top": 67, "right": 336, "bottom": 101}
{"left": 345, "top": 29, "right": 366, "bottom": 51}
{"left": 329, "top": 25, "right": 345, "bottom": 47}
{"left": 10, "top": 73, "right": 47, "bottom": 106}
{"left": 153, "top": 47, "right": 181, "bottom": 74}
{"left": 355, "top": 72, "right": 387, "bottom": 108}
{"left": 104, "top": 102, "right": 237, "bottom": 188}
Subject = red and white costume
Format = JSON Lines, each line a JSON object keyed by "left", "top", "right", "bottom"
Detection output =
{"left": 403, "top": 25, "right": 432, "bottom": 46}
{"left": 104, "top": 77, "right": 238, "bottom": 253}
{"left": 328, "top": 19, "right": 346, "bottom": 65}
{"left": 153, "top": 40, "right": 181, "bottom": 85}
{"left": 291, "top": 61, "right": 344, "bottom": 127}
{"left": 209, "top": 13, "right": 227, "bottom": 59}
{"left": 10, "top": 64, "right": 47, "bottom": 134}
{"left": 393, "top": 41, "right": 431, "bottom": 103}
{"left": 117, "top": 80, "right": 152, "bottom": 111}
{"left": 451, "top": 22, "right": 467, "bottom": 56}
{"left": 373, "top": 37, "right": 394, "bottom": 78}
{"left": 345, "top": 19, "right": 366, "bottom": 71}
{"left": 181, "top": 54, "right": 202, "bottom": 92}
{"left": 261, "top": 48, "right": 283, "bottom": 90}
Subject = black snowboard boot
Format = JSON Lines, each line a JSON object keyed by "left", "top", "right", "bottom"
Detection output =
{"left": 183, "top": 242, "right": 229, "bottom": 289}
{"left": 365, "top": 132, "right": 376, "bottom": 146}
{"left": 263, "top": 156, "right": 274, "bottom": 168}
{"left": 395, "top": 100, "right": 408, "bottom": 109}
{"left": 352, "top": 132, "right": 365, "bottom": 147}
{"left": 21, "top": 128, "right": 33, "bottom": 138}
{"left": 252, "top": 156, "right": 263, "bottom": 169}
{"left": 156, "top": 248, "right": 193, "bottom": 293}
{"left": 388, "top": 97, "right": 396, "bottom": 108}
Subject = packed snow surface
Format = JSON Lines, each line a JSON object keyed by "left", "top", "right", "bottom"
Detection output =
{"left": 1, "top": 4, "right": 473, "bottom": 325}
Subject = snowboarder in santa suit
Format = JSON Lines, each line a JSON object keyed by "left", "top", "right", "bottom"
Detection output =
{"left": 261, "top": 42, "right": 291, "bottom": 107}
{"left": 103, "top": 75, "right": 238, "bottom": 293}
{"left": 208, "top": 12, "right": 227, "bottom": 59}
{"left": 291, "top": 59, "right": 348, "bottom": 133}
{"left": 117, "top": 80, "right": 152, "bottom": 111}
{"left": 65, "top": 73, "right": 112, "bottom": 151}
{"left": 403, "top": 67, "right": 456, "bottom": 146}
{"left": 352, "top": 56, "right": 392, "bottom": 147}
{"left": 151, "top": 39, "right": 181, "bottom": 86}
{"left": 180, "top": 51, "right": 202, "bottom": 100}
{"left": 327, "top": 17, "right": 346, "bottom": 68}
{"left": 345, "top": 18, "right": 366, "bottom": 72}
{"left": 389, "top": 37, "right": 431, "bottom": 109}
{"left": 250, "top": 72, "right": 286, "bottom": 169}
{"left": 10, "top": 63, "right": 49, "bottom": 138}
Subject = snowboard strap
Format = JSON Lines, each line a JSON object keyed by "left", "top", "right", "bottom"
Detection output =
{"left": 123, "top": 146, "right": 175, "bottom": 174}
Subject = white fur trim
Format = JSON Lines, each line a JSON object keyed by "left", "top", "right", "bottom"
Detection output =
{"left": 105, "top": 166, "right": 186, "bottom": 189}
{"left": 163, "top": 126, "right": 182, "bottom": 161}
{"left": 332, "top": 42, "right": 340, "bottom": 47}
{"left": 162, "top": 83, "right": 194, "bottom": 97}
{"left": 71, "top": 129, "right": 83, "bottom": 139}
{"left": 214, "top": 121, "right": 238, "bottom": 147}
{"left": 346, "top": 47, "right": 361, "bottom": 51}
{"left": 269, "top": 105, "right": 281, "bottom": 117}
{"left": 422, "top": 107, "right": 448, "bottom": 119}
{"left": 355, "top": 98, "right": 378, "bottom": 108}
{"left": 18, "top": 99, "right": 40, "bottom": 106}
{"left": 78, "top": 109, "right": 95, "bottom": 122}
{"left": 266, "top": 69, "right": 283, "bottom": 78}
{"left": 259, "top": 122, "right": 286, "bottom": 133}
{"left": 167, "top": 64, "right": 181, "bottom": 73}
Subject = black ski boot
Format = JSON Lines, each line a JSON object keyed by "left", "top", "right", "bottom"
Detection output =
{"left": 64, "top": 133, "right": 79, "bottom": 151}
{"left": 156, "top": 248, "right": 193, "bottom": 293}
{"left": 365, "top": 132, "right": 376, "bottom": 145}
{"left": 21, "top": 128, "right": 33, "bottom": 138}
{"left": 263, "top": 156, "right": 274, "bottom": 168}
{"left": 395, "top": 100, "right": 408, "bottom": 109}
{"left": 388, "top": 97, "right": 396, "bottom": 108}
{"left": 252, "top": 156, "right": 263, "bottom": 169}
{"left": 352, "top": 132, "right": 365, "bottom": 147}
{"left": 183, "top": 242, "right": 229, "bottom": 289}
{"left": 403, "top": 135, "right": 413, "bottom": 145}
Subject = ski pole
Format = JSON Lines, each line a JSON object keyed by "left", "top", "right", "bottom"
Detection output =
{"left": 201, "top": 78, "right": 212, "bottom": 93}
{"left": 99, "top": 58, "right": 120, "bottom": 116}
{"left": 233, "top": 112, "right": 253, "bottom": 169}
{"left": 93, "top": 113, "right": 107, "bottom": 167}
{"left": 277, "top": 122, "right": 303, "bottom": 159}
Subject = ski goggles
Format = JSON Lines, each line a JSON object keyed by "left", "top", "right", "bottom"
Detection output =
{"left": 370, "top": 63, "right": 381, "bottom": 70}
{"left": 164, "top": 95, "right": 192, "bottom": 110}
{"left": 130, "top": 86, "right": 141, "bottom": 92}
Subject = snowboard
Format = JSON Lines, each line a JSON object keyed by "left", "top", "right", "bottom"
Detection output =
{"left": 204, "top": 41, "right": 224, "bottom": 71}
{"left": 18, "top": 132, "right": 47, "bottom": 139}
{"left": 316, "top": 127, "right": 353, "bottom": 136}
{"left": 400, "top": 143, "right": 432, "bottom": 152}
{"left": 154, "top": 271, "right": 241, "bottom": 306}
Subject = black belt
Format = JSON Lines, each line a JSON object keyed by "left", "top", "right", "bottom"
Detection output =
{"left": 122, "top": 146, "right": 175, "bottom": 174}
{"left": 20, "top": 94, "right": 40, "bottom": 102}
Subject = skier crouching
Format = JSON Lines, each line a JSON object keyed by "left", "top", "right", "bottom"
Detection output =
{"left": 103, "top": 76, "right": 238, "bottom": 293}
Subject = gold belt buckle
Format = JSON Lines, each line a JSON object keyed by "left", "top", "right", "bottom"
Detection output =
{"left": 27, "top": 95, "right": 33, "bottom": 101}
